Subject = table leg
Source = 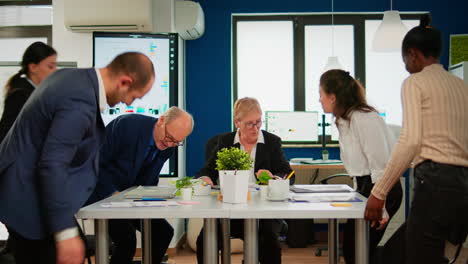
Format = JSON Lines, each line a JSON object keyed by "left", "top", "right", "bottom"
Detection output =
{"left": 142, "top": 219, "right": 152, "bottom": 264}
{"left": 355, "top": 219, "right": 369, "bottom": 264}
{"left": 204, "top": 218, "right": 218, "bottom": 264}
{"left": 328, "top": 219, "right": 339, "bottom": 264}
{"left": 95, "top": 219, "right": 109, "bottom": 264}
{"left": 244, "top": 219, "right": 258, "bottom": 264}
{"left": 220, "top": 218, "right": 231, "bottom": 264}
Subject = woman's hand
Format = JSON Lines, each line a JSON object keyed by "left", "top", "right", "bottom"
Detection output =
{"left": 199, "top": 176, "right": 214, "bottom": 186}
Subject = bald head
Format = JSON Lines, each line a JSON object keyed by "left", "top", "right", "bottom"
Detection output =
{"left": 106, "top": 52, "right": 155, "bottom": 91}
{"left": 153, "top": 106, "right": 194, "bottom": 150}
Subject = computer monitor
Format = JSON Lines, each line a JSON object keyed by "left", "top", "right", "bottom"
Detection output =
{"left": 93, "top": 32, "right": 178, "bottom": 176}
{"left": 265, "top": 111, "right": 319, "bottom": 143}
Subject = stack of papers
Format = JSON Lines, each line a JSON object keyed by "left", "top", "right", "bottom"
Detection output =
{"left": 123, "top": 186, "right": 177, "bottom": 199}
{"left": 101, "top": 201, "right": 179, "bottom": 208}
{"left": 290, "top": 193, "right": 362, "bottom": 203}
{"left": 290, "top": 184, "right": 353, "bottom": 193}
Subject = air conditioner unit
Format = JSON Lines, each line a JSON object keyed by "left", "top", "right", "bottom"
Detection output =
{"left": 64, "top": 0, "right": 154, "bottom": 32}
{"left": 175, "top": 1, "right": 205, "bottom": 40}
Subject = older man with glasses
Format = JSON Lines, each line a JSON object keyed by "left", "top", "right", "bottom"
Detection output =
{"left": 86, "top": 106, "right": 194, "bottom": 264}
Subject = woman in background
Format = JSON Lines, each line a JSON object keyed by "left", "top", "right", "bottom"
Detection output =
{"left": 0, "top": 41, "right": 57, "bottom": 141}
{"left": 0, "top": 41, "right": 56, "bottom": 257}
{"left": 318, "top": 69, "right": 403, "bottom": 263}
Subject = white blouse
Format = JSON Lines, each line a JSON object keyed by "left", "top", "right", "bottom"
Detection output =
{"left": 337, "top": 110, "right": 396, "bottom": 184}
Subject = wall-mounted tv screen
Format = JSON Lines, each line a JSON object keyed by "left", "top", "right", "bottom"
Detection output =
{"left": 93, "top": 32, "right": 178, "bottom": 176}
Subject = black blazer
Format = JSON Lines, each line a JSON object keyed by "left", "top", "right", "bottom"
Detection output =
{"left": 0, "top": 77, "right": 35, "bottom": 142}
{"left": 195, "top": 130, "right": 293, "bottom": 184}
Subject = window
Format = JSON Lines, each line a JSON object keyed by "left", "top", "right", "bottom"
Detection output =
{"left": 233, "top": 13, "right": 424, "bottom": 142}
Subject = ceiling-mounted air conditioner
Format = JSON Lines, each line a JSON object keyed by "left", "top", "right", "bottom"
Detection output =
{"left": 64, "top": 0, "right": 154, "bottom": 32}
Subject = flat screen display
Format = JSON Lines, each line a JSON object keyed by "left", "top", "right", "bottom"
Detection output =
{"left": 265, "top": 111, "right": 319, "bottom": 143}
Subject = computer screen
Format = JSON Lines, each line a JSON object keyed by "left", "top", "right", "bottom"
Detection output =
{"left": 265, "top": 111, "right": 319, "bottom": 143}
{"left": 93, "top": 32, "right": 178, "bottom": 176}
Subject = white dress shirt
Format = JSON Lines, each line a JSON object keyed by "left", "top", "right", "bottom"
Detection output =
{"left": 234, "top": 129, "right": 265, "bottom": 183}
{"left": 95, "top": 68, "right": 108, "bottom": 112}
{"left": 337, "top": 110, "right": 396, "bottom": 183}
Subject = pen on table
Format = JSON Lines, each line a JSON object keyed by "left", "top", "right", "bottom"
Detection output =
{"left": 133, "top": 198, "right": 166, "bottom": 201}
{"left": 285, "top": 170, "right": 295, "bottom": 180}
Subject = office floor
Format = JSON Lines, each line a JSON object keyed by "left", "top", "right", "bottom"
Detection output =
{"left": 0, "top": 242, "right": 466, "bottom": 264}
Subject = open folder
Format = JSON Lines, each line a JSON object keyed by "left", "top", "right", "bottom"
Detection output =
{"left": 123, "top": 186, "right": 177, "bottom": 199}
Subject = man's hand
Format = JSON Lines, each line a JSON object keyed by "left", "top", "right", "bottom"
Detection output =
{"left": 365, "top": 194, "right": 385, "bottom": 228}
{"left": 56, "top": 236, "right": 85, "bottom": 264}
{"left": 199, "top": 176, "right": 214, "bottom": 186}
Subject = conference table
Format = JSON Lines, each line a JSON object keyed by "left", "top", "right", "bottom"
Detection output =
{"left": 77, "top": 186, "right": 369, "bottom": 264}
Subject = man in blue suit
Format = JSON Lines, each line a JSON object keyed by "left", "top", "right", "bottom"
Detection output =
{"left": 0, "top": 52, "right": 155, "bottom": 264}
{"left": 87, "top": 106, "right": 194, "bottom": 264}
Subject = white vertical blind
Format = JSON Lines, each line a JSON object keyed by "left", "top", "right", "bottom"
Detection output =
{"left": 237, "top": 21, "right": 294, "bottom": 114}
{"left": 365, "top": 20, "right": 419, "bottom": 126}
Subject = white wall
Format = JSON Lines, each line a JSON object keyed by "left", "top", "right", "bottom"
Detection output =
{"left": 53, "top": 0, "right": 186, "bottom": 248}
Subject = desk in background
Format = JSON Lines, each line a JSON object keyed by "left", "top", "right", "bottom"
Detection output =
{"left": 290, "top": 160, "right": 347, "bottom": 185}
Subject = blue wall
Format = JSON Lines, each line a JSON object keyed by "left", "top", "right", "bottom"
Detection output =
{"left": 185, "top": 0, "right": 468, "bottom": 177}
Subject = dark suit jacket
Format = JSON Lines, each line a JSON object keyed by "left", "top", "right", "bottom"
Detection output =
{"left": 0, "top": 68, "right": 105, "bottom": 239}
{"left": 0, "top": 77, "right": 35, "bottom": 142}
{"left": 195, "top": 130, "right": 293, "bottom": 184}
{"left": 86, "top": 114, "right": 175, "bottom": 205}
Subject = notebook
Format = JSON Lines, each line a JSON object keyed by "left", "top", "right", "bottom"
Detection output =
{"left": 123, "top": 186, "right": 177, "bottom": 199}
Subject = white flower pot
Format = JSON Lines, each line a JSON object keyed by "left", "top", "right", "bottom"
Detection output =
{"left": 219, "top": 170, "right": 250, "bottom": 203}
{"left": 180, "top": 187, "right": 192, "bottom": 201}
{"left": 259, "top": 185, "right": 269, "bottom": 199}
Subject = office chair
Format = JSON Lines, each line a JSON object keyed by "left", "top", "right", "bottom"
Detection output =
{"left": 314, "top": 173, "right": 350, "bottom": 257}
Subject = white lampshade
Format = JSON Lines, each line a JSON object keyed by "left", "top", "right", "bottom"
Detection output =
{"left": 372, "top": 10, "right": 408, "bottom": 52}
{"left": 323, "top": 56, "right": 343, "bottom": 72}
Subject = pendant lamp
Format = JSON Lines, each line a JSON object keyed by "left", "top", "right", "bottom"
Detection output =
{"left": 323, "top": 0, "right": 343, "bottom": 72}
{"left": 372, "top": 0, "right": 408, "bottom": 52}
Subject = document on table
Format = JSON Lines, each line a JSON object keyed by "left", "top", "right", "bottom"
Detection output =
{"left": 290, "top": 184, "right": 353, "bottom": 193}
{"left": 123, "top": 185, "right": 177, "bottom": 199}
{"left": 289, "top": 192, "right": 362, "bottom": 203}
{"left": 101, "top": 201, "right": 179, "bottom": 208}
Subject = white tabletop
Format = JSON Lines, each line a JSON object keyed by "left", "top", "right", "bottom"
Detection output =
{"left": 229, "top": 191, "right": 366, "bottom": 219}
{"left": 77, "top": 187, "right": 367, "bottom": 220}
{"left": 76, "top": 191, "right": 230, "bottom": 219}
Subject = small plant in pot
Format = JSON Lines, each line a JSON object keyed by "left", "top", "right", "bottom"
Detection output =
{"left": 215, "top": 147, "right": 253, "bottom": 203}
{"left": 256, "top": 170, "right": 273, "bottom": 199}
{"left": 173, "top": 176, "right": 198, "bottom": 200}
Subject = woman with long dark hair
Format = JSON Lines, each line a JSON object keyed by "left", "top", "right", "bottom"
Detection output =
{"left": 0, "top": 41, "right": 57, "bottom": 141}
{"left": 319, "top": 69, "right": 403, "bottom": 263}
{"left": 0, "top": 41, "right": 56, "bottom": 257}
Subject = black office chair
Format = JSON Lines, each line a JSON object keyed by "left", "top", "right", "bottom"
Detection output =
{"left": 314, "top": 173, "right": 350, "bottom": 257}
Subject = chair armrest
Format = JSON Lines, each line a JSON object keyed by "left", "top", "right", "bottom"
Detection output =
{"left": 319, "top": 173, "right": 350, "bottom": 184}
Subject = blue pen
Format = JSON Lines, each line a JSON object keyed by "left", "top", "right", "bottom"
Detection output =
{"left": 134, "top": 198, "right": 166, "bottom": 201}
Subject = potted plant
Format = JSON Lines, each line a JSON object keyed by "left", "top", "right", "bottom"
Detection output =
{"left": 322, "top": 148, "right": 329, "bottom": 160}
{"left": 216, "top": 147, "right": 253, "bottom": 203}
{"left": 173, "top": 176, "right": 198, "bottom": 201}
{"left": 256, "top": 170, "right": 272, "bottom": 199}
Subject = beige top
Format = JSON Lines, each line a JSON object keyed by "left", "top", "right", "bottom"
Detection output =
{"left": 372, "top": 64, "right": 468, "bottom": 200}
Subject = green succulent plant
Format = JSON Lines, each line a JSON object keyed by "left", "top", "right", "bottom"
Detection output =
{"left": 215, "top": 147, "right": 253, "bottom": 171}
{"left": 256, "top": 170, "right": 272, "bottom": 185}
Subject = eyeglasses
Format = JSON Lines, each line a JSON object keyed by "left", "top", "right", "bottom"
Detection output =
{"left": 164, "top": 125, "right": 184, "bottom": 147}
{"left": 242, "top": 120, "right": 263, "bottom": 129}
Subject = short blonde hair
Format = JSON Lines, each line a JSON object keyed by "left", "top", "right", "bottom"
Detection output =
{"left": 233, "top": 97, "right": 262, "bottom": 121}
